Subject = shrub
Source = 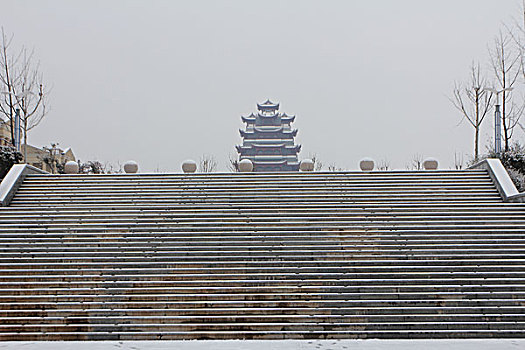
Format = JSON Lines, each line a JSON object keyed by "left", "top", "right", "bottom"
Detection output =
{"left": 507, "top": 167, "right": 525, "bottom": 192}
{"left": 0, "top": 146, "right": 23, "bottom": 178}
{"left": 485, "top": 143, "right": 525, "bottom": 191}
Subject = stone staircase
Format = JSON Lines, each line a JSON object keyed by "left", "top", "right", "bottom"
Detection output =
{"left": 0, "top": 168, "right": 524, "bottom": 340}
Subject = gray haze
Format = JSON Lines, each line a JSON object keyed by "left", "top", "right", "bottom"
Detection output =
{"left": 1, "top": 0, "right": 522, "bottom": 171}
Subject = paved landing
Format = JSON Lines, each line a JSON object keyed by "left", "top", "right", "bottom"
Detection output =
{"left": 1, "top": 340, "right": 525, "bottom": 350}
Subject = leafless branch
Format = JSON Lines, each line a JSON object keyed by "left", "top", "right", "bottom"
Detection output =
{"left": 327, "top": 163, "right": 344, "bottom": 172}
{"left": 454, "top": 151, "right": 464, "bottom": 170}
{"left": 407, "top": 154, "right": 423, "bottom": 170}
{"left": 228, "top": 153, "right": 239, "bottom": 172}
{"left": 309, "top": 153, "right": 323, "bottom": 171}
{"left": 199, "top": 154, "right": 218, "bottom": 173}
{"left": 0, "top": 28, "right": 49, "bottom": 159}
{"left": 377, "top": 159, "right": 390, "bottom": 171}
{"left": 449, "top": 62, "right": 493, "bottom": 160}
{"left": 489, "top": 30, "right": 523, "bottom": 151}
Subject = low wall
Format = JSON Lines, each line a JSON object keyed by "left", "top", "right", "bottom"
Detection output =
{"left": 469, "top": 158, "right": 525, "bottom": 203}
{"left": 0, "top": 164, "right": 48, "bottom": 206}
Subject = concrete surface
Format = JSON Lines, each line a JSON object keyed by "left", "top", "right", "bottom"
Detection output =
{"left": 1, "top": 340, "right": 525, "bottom": 350}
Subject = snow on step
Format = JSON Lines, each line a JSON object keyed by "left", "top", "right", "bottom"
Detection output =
{"left": 0, "top": 169, "right": 524, "bottom": 340}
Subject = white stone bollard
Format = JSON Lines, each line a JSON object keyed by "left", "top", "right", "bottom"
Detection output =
{"left": 300, "top": 159, "right": 314, "bottom": 171}
{"left": 123, "top": 160, "right": 139, "bottom": 174}
{"left": 182, "top": 160, "right": 197, "bottom": 173}
{"left": 238, "top": 159, "right": 254, "bottom": 172}
{"left": 423, "top": 158, "right": 439, "bottom": 170}
{"left": 64, "top": 161, "right": 79, "bottom": 174}
{"left": 359, "top": 158, "right": 375, "bottom": 171}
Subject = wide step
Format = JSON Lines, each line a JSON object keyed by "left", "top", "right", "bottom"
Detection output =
{"left": 1, "top": 169, "right": 524, "bottom": 340}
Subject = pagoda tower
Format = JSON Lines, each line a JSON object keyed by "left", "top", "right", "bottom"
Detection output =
{"left": 236, "top": 100, "right": 301, "bottom": 172}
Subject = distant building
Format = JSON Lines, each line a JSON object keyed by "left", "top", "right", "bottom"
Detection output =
{"left": 0, "top": 120, "right": 75, "bottom": 173}
{"left": 0, "top": 120, "right": 12, "bottom": 147}
{"left": 236, "top": 100, "right": 301, "bottom": 172}
{"left": 21, "top": 144, "right": 75, "bottom": 173}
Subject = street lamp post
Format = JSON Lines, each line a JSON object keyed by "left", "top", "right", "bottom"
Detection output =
{"left": 486, "top": 87, "right": 513, "bottom": 155}
{"left": 14, "top": 108, "right": 20, "bottom": 152}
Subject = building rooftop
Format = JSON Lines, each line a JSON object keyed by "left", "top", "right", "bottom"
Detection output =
{"left": 257, "top": 99, "right": 279, "bottom": 110}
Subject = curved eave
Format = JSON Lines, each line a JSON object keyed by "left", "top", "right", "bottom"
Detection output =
{"left": 250, "top": 144, "right": 300, "bottom": 150}
{"left": 253, "top": 155, "right": 299, "bottom": 159}
{"left": 248, "top": 127, "right": 298, "bottom": 136}
{"left": 241, "top": 116, "right": 256, "bottom": 123}
{"left": 251, "top": 159, "right": 288, "bottom": 165}
{"left": 253, "top": 126, "right": 283, "bottom": 133}
{"left": 251, "top": 143, "right": 286, "bottom": 148}
{"left": 242, "top": 139, "right": 294, "bottom": 144}
{"left": 257, "top": 100, "right": 279, "bottom": 110}
{"left": 238, "top": 144, "right": 299, "bottom": 151}
{"left": 240, "top": 129, "right": 295, "bottom": 137}
{"left": 257, "top": 112, "right": 278, "bottom": 118}
{"left": 242, "top": 140, "right": 296, "bottom": 146}
{"left": 283, "top": 144, "right": 301, "bottom": 151}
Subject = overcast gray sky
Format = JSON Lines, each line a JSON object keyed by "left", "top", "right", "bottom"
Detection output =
{"left": 1, "top": 0, "right": 522, "bottom": 171}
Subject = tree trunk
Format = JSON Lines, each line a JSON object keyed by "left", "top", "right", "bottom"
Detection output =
{"left": 23, "top": 119, "right": 27, "bottom": 162}
{"left": 502, "top": 60, "right": 509, "bottom": 152}
{"left": 475, "top": 90, "right": 480, "bottom": 160}
{"left": 474, "top": 127, "right": 479, "bottom": 161}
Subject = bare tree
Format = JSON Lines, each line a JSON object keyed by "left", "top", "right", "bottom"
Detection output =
{"left": 507, "top": 0, "right": 525, "bottom": 136}
{"left": 377, "top": 159, "right": 391, "bottom": 171}
{"left": 103, "top": 161, "right": 122, "bottom": 174}
{"left": 0, "top": 29, "right": 19, "bottom": 144}
{"left": 309, "top": 153, "right": 323, "bottom": 171}
{"left": 450, "top": 62, "right": 493, "bottom": 160}
{"left": 454, "top": 151, "right": 464, "bottom": 170}
{"left": 407, "top": 154, "right": 423, "bottom": 170}
{"left": 16, "top": 50, "right": 49, "bottom": 161}
{"left": 509, "top": 0, "right": 525, "bottom": 79}
{"left": 327, "top": 163, "right": 344, "bottom": 172}
{"left": 78, "top": 160, "right": 122, "bottom": 174}
{"left": 228, "top": 153, "right": 239, "bottom": 172}
{"left": 199, "top": 154, "right": 217, "bottom": 173}
{"left": 0, "top": 28, "right": 49, "bottom": 159}
{"left": 80, "top": 161, "right": 105, "bottom": 174}
{"left": 74, "top": 160, "right": 122, "bottom": 174}
{"left": 489, "top": 30, "right": 523, "bottom": 151}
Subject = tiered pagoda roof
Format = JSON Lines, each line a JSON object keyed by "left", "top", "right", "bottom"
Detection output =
{"left": 236, "top": 100, "right": 301, "bottom": 172}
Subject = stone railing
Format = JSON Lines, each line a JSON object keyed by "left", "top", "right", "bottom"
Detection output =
{"left": 0, "top": 164, "right": 48, "bottom": 206}
{"left": 469, "top": 158, "right": 525, "bottom": 203}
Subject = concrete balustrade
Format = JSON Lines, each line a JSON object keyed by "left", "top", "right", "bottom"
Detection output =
{"left": 64, "top": 161, "right": 79, "bottom": 174}
{"left": 359, "top": 158, "right": 375, "bottom": 171}
{"left": 299, "top": 159, "right": 314, "bottom": 171}
{"left": 423, "top": 158, "right": 439, "bottom": 170}
{"left": 182, "top": 160, "right": 197, "bottom": 173}
{"left": 238, "top": 159, "right": 253, "bottom": 172}
{"left": 123, "top": 161, "right": 139, "bottom": 174}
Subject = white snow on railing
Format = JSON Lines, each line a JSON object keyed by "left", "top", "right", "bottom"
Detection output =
{"left": 469, "top": 158, "right": 524, "bottom": 202}
{"left": 0, "top": 164, "right": 48, "bottom": 206}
